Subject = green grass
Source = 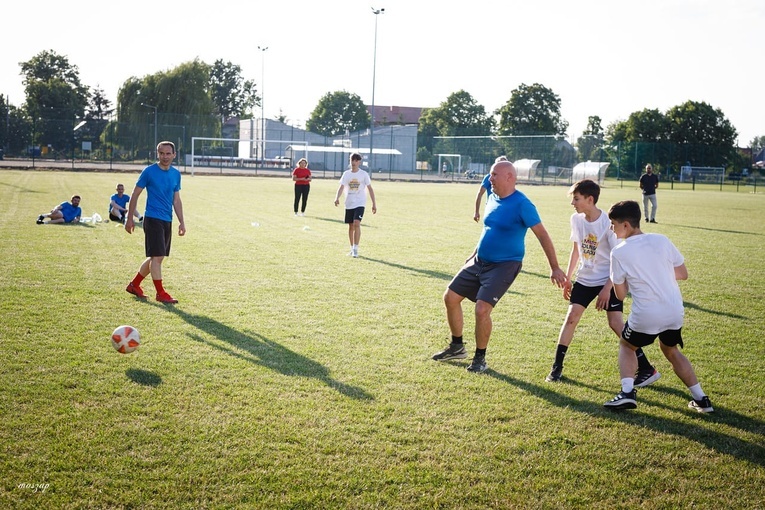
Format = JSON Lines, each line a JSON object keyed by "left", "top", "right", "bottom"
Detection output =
{"left": 1, "top": 170, "right": 764, "bottom": 509}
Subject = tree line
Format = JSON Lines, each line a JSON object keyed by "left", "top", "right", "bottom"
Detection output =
{"left": 1, "top": 50, "right": 761, "bottom": 175}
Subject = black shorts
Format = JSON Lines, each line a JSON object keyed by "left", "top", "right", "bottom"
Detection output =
{"left": 570, "top": 282, "right": 623, "bottom": 312}
{"left": 448, "top": 256, "right": 522, "bottom": 305}
{"left": 622, "top": 321, "right": 684, "bottom": 349}
{"left": 344, "top": 207, "right": 365, "bottom": 224}
{"left": 109, "top": 212, "right": 123, "bottom": 222}
{"left": 143, "top": 216, "right": 172, "bottom": 257}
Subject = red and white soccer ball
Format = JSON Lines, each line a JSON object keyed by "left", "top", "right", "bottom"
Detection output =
{"left": 111, "top": 325, "right": 141, "bottom": 354}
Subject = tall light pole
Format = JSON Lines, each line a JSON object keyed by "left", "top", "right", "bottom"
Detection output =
{"left": 140, "top": 102, "right": 157, "bottom": 157}
{"left": 258, "top": 45, "right": 268, "bottom": 168}
{"left": 370, "top": 7, "right": 384, "bottom": 172}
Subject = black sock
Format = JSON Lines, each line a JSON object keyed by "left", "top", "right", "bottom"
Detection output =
{"left": 451, "top": 336, "right": 463, "bottom": 345}
{"left": 475, "top": 348, "right": 486, "bottom": 358}
{"left": 636, "top": 348, "right": 651, "bottom": 370}
{"left": 554, "top": 344, "right": 568, "bottom": 367}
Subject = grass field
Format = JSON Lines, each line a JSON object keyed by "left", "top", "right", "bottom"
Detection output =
{"left": 1, "top": 169, "right": 764, "bottom": 509}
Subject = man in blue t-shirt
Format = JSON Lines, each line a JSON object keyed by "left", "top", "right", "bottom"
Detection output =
{"left": 124, "top": 141, "right": 186, "bottom": 304}
{"left": 432, "top": 159, "right": 567, "bottom": 373}
{"left": 37, "top": 195, "right": 82, "bottom": 224}
{"left": 109, "top": 183, "right": 143, "bottom": 224}
{"left": 473, "top": 156, "right": 505, "bottom": 222}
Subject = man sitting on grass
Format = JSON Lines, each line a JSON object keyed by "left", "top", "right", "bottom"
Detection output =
{"left": 37, "top": 195, "right": 82, "bottom": 225}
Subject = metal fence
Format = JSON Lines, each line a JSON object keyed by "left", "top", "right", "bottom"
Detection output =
{"left": 0, "top": 116, "right": 758, "bottom": 186}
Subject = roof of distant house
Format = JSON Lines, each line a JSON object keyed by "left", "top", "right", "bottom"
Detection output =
{"left": 368, "top": 105, "right": 424, "bottom": 125}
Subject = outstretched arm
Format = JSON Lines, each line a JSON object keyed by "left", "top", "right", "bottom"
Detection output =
{"left": 530, "top": 223, "right": 567, "bottom": 288}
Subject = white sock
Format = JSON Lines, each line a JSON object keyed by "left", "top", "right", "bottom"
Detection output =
{"left": 688, "top": 383, "right": 705, "bottom": 401}
{"left": 621, "top": 378, "right": 635, "bottom": 393}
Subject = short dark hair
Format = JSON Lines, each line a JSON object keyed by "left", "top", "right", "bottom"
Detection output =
{"left": 569, "top": 179, "right": 600, "bottom": 204}
{"left": 608, "top": 200, "right": 642, "bottom": 228}
{"left": 350, "top": 152, "right": 362, "bottom": 162}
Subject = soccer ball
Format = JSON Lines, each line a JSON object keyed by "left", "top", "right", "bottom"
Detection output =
{"left": 111, "top": 325, "right": 141, "bottom": 354}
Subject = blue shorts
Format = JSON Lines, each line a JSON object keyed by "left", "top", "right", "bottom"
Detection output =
{"left": 344, "top": 207, "right": 365, "bottom": 224}
{"left": 448, "top": 256, "right": 522, "bottom": 305}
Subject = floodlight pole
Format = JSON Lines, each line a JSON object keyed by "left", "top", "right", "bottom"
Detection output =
{"left": 140, "top": 103, "right": 158, "bottom": 157}
{"left": 258, "top": 45, "right": 268, "bottom": 170}
{"left": 370, "top": 7, "right": 384, "bottom": 172}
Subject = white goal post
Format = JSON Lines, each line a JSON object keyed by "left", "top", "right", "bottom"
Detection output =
{"left": 679, "top": 166, "right": 725, "bottom": 183}
{"left": 436, "top": 154, "right": 462, "bottom": 176}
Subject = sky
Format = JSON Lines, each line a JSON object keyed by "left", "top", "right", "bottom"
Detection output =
{"left": 2, "top": 0, "right": 763, "bottom": 145}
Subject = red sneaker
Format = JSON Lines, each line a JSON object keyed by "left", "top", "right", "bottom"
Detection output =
{"left": 126, "top": 282, "right": 147, "bottom": 299}
{"left": 156, "top": 292, "right": 178, "bottom": 304}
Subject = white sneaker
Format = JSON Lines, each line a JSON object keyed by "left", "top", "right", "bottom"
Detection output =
{"left": 352, "top": 247, "right": 359, "bottom": 258}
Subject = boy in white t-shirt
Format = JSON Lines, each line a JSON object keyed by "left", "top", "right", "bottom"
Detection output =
{"left": 604, "top": 200, "right": 713, "bottom": 413}
{"left": 334, "top": 152, "right": 377, "bottom": 258}
{"left": 546, "top": 180, "right": 658, "bottom": 385}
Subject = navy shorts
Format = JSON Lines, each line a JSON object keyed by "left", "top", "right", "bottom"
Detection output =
{"left": 570, "top": 282, "right": 623, "bottom": 312}
{"left": 448, "top": 256, "right": 522, "bottom": 305}
{"left": 344, "top": 207, "right": 365, "bottom": 224}
{"left": 622, "top": 321, "right": 684, "bottom": 349}
{"left": 143, "top": 216, "right": 172, "bottom": 257}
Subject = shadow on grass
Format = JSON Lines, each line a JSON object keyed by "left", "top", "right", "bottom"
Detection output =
{"left": 485, "top": 369, "right": 765, "bottom": 467}
{"left": 311, "top": 216, "right": 376, "bottom": 228}
{"left": 362, "top": 257, "right": 534, "bottom": 293}
{"left": 0, "top": 181, "right": 44, "bottom": 193}
{"left": 362, "top": 257, "right": 454, "bottom": 281}
{"left": 683, "top": 300, "right": 749, "bottom": 320}
{"left": 665, "top": 223, "right": 764, "bottom": 237}
{"left": 126, "top": 368, "right": 162, "bottom": 387}
{"left": 37, "top": 221, "right": 96, "bottom": 228}
{"left": 162, "top": 306, "right": 374, "bottom": 401}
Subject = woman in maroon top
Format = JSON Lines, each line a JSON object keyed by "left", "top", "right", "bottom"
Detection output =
{"left": 292, "top": 158, "right": 312, "bottom": 216}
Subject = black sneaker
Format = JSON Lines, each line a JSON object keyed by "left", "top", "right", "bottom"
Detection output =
{"left": 545, "top": 364, "right": 563, "bottom": 382}
{"left": 650, "top": 219, "right": 657, "bottom": 223}
{"left": 466, "top": 356, "right": 487, "bottom": 373}
{"left": 634, "top": 368, "right": 661, "bottom": 388}
{"left": 431, "top": 343, "right": 467, "bottom": 361}
{"left": 36, "top": 215, "right": 44, "bottom": 225}
{"left": 688, "top": 396, "right": 714, "bottom": 413}
{"left": 604, "top": 390, "right": 637, "bottom": 410}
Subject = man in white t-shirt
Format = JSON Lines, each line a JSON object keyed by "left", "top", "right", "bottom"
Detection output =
{"left": 545, "top": 180, "right": 658, "bottom": 385}
{"left": 334, "top": 152, "right": 377, "bottom": 258}
{"left": 604, "top": 200, "right": 713, "bottom": 413}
